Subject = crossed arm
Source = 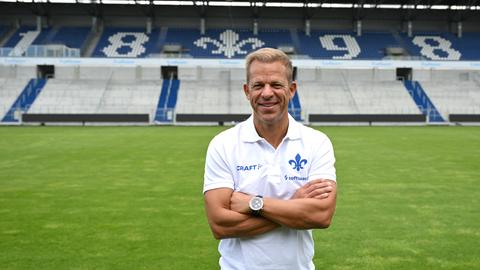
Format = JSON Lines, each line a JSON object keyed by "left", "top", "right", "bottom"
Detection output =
{"left": 204, "top": 179, "right": 337, "bottom": 239}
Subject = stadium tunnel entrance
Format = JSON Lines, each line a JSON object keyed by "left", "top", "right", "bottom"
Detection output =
{"left": 37, "top": 65, "right": 55, "bottom": 79}
{"left": 396, "top": 67, "right": 412, "bottom": 81}
{"left": 161, "top": 66, "right": 178, "bottom": 80}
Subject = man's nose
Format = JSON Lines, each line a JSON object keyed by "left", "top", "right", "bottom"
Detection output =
{"left": 261, "top": 84, "right": 274, "bottom": 98}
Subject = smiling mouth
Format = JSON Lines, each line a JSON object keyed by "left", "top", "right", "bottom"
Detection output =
{"left": 259, "top": 102, "right": 278, "bottom": 108}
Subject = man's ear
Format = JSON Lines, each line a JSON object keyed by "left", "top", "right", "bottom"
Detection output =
{"left": 289, "top": 81, "right": 297, "bottom": 99}
{"left": 243, "top": 84, "right": 250, "bottom": 100}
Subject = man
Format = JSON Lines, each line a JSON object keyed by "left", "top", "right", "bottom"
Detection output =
{"left": 203, "top": 47, "right": 337, "bottom": 270}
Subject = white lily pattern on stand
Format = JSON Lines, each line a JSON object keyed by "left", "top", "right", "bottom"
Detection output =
{"left": 194, "top": 30, "right": 265, "bottom": 58}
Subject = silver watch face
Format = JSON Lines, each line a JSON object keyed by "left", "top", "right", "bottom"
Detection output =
{"left": 249, "top": 196, "right": 263, "bottom": 211}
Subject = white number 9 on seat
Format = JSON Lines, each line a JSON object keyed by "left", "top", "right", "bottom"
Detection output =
{"left": 319, "top": 34, "right": 361, "bottom": 60}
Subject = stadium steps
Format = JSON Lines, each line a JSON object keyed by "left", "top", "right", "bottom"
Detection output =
{"left": 339, "top": 71, "right": 361, "bottom": 113}
{"left": 1, "top": 78, "right": 47, "bottom": 123}
{"left": 390, "top": 30, "right": 414, "bottom": 56}
{"left": 0, "top": 25, "right": 18, "bottom": 47}
{"left": 9, "top": 29, "right": 40, "bottom": 56}
{"left": 289, "top": 28, "right": 302, "bottom": 54}
{"left": 82, "top": 28, "right": 104, "bottom": 57}
{"left": 154, "top": 79, "right": 180, "bottom": 122}
{"left": 403, "top": 80, "right": 445, "bottom": 122}
{"left": 153, "top": 26, "right": 168, "bottom": 53}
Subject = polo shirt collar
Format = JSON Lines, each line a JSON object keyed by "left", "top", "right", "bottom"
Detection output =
{"left": 241, "top": 114, "right": 301, "bottom": 143}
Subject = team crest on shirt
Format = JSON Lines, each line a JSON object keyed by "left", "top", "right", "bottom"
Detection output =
{"left": 285, "top": 154, "right": 308, "bottom": 181}
{"left": 289, "top": 153, "right": 307, "bottom": 171}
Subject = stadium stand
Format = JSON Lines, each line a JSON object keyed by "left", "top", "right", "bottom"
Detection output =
{"left": 173, "top": 67, "right": 252, "bottom": 123}
{"left": 93, "top": 27, "right": 161, "bottom": 58}
{"left": 454, "top": 32, "right": 480, "bottom": 60}
{"left": 67, "top": 27, "right": 480, "bottom": 60}
{"left": 399, "top": 32, "right": 480, "bottom": 61}
{"left": 29, "top": 79, "right": 109, "bottom": 114}
{"left": 4, "top": 26, "right": 40, "bottom": 56}
{"left": 2, "top": 26, "right": 88, "bottom": 57}
{"left": 413, "top": 70, "right": 480, "bottom": 118}
{"left": 0, "top": 1, "right": 479, "bottom": 125}
{"left": 298, "top": 68, "right": 420, "bottom": 115}
{"left": 29, "top": 78, "right": 162, "bottom": 120}
{"left": 1, "top": 78, "right": 46, "bottom": 122}
{"left": 0, "top": 78, "right": 31, "bottom": 120}
{"left": 45, "top": 27, "right": 90, "bottom": 50}
{"left": 176, "top": 67, "right": 248, "bottom": 114}
{"left": 298, "top": 31, "right": 399, "bottom": 60}
{"left": 400, "top": 32, "right": 461, "bottom": 60}
{"left": 2, "top": 25, "right": 480, "bottom": 60}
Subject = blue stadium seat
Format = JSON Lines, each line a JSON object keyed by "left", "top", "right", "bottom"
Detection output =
{"left": 92, "top": 29, "right": 480, "bottom": 60}
{"left": 165, "top": 28, "right": 292, "bottom": 58}
{"left": 4, "top": 26, "right": 40, "bottom": 48}
{"left": 3, "top": 25, "right": 479, "bottom": 60}
{"left": 30, "top": 27, "right": 54, "bottom": 45}
{"left": 4, "top": 26, "right": 90, "bottom": 49}
{"left": 46, "top": 27, "right": 91, "bottom": 49}
{"left": 455, "top": 32, "right": 480, "bottom": 60}
{"left": 298, "top": 31, "right": 398, "bottom": 60}
{"left": 92, "top": 27, "right": 160, "bottom": 57}
{"left": 0, "top": 25, "right": 8, "bottom": 39}
{"left": 399, "top": 31, "right": 480, "bottom": 60}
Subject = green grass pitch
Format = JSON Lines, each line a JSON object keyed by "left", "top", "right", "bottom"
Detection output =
{"left": 0, "top": 126, "right": 479, "bottom": 270}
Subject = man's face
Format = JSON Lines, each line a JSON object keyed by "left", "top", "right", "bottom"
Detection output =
{"left": 244, "top": 60, "right": 296, "bottom": 125}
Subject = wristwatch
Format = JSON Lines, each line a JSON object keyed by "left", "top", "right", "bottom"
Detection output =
{"left": 249, "top": 195, "right": 264, "bottom": 216}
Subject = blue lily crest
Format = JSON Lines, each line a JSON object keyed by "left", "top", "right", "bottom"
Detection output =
{"left": 289, "top": 153, "right": 307, "bottom": 171}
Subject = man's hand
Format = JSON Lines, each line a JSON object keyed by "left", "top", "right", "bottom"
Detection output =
{"left": 230, "top": 179, "right": 334, "bottom": 215}
{"left": 204, "top": 188, "right": 279, "bottom": 239}
{"left": 290, "top": 179, "right": 335, "bottom": 200}
{"left": 225, "top": 179, "right": 337, "bottom": 230}
{"left": 230, "top": 192, "right": 252, "bottom": 215}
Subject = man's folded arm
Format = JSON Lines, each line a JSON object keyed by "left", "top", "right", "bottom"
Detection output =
{"left": 204, "top": 187, "right": 279, "bottom": 239}
{"left": 229, "top": 180, "right": 337, "bottom": 230}
{"left": 262, "top": 180, "right": 337, "bottom": 229}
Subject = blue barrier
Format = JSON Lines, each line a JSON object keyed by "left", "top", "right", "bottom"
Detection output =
{"left": 155, "top": 79, "right": 180, "bottom": 122}
{"left": 403, "top": 80, "right": 444, "bottom": 122}
{"left": 2, "top": 78, "right": 47, "bottom": 123}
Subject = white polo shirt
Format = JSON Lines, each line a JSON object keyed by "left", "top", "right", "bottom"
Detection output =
{"left": 204, "top": 114, "right": 336, "bottom": 270}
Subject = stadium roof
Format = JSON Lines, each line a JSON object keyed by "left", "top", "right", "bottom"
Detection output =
{"left": 0, "top": 0, "right": 479, "bottom": 10}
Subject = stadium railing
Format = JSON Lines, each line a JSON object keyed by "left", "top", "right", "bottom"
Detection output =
{"left": 0, "top": 45, "right": 80, "bottom": 58}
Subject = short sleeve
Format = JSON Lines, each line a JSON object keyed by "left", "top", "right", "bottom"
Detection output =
{"left": 203, "top": 135, "right": 235, "bottom": 193}
{"left": 308, "top": 134, "right": 337, "bottom": 182}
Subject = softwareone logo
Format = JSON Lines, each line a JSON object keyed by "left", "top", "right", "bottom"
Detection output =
{"left": 285, "top": 154, "right": 308, "bottom": 181}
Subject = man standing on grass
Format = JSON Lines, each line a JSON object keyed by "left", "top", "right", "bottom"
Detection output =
{"left": 203, "top": 47, "right": 337, "bottom": 270}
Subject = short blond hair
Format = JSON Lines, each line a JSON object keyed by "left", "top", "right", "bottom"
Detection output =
{"left": 245, "top": 47, "right": 293, "bottom": 84}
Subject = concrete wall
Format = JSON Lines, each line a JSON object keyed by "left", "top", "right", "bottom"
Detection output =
{"left": 0, "top": 65, "right": 36, "bottom": 79}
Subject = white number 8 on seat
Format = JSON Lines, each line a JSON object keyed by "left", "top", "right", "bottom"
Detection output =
{"left": 412, "top": 36, "right": 461, "bottom": 60}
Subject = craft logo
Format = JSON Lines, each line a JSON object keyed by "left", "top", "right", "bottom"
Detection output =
{"left": 237, "top": 164, "right": 262, "bottom": 172}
